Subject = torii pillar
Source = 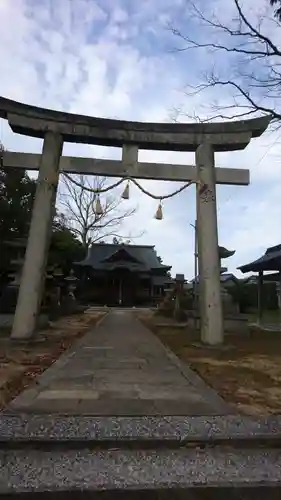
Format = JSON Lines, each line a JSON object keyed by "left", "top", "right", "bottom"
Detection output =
{"left": 196, "top": 143, "right": 223, "bottom": 344}
{"left": 11, "top": 132, "right": 63, "bottom": 340}
{"left": 0, "top": 96, "right": 270, "bottom": 342}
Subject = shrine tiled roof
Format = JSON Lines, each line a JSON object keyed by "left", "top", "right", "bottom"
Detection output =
{"left": 238, "top": 244, "right": 281, "bottom": 273}
{"left": 191, "top": 273, "right": 238, "bottom": 284}
{"left": 75, "top": 243, "right": 171, "bottom": 271}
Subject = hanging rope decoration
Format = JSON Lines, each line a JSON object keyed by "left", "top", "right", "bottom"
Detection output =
{"left": 0, "top": 138, "right": 209, "bottom": 220}
{"left": 0, "top": 139, "right": 206, "bottom": 219}
{"left": 121, "top": 180, "right": 130, "bottom": 200}
{"left": 0, "top": 140, "right": 199, "bottom": 219}
{"left": 61, "top": 171, "right": 200, "bottom": 220}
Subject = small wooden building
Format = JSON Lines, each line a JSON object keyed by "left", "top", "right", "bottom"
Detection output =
{"left": 74, "top": 243, "right": 172, "bottom": 307}
{"left": 238, "top": 244, "right": 281, "bottom": 323}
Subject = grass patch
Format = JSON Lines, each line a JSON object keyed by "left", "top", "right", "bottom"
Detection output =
{"left": 140, "top": 311, "right": 281, "bottom": 416}
{"left": 249, "top": 309, "right": 281, "bottom": 325}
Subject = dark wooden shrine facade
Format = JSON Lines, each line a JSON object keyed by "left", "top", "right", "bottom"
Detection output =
{"left": 74, "top": 243, "right": 172, "bottom": 307}
{"left": 238, "top": 244, "right": 281, "bottom": 324}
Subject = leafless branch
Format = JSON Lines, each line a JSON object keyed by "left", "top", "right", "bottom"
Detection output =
{"left": 170, "top": 0, "right": 281, "bottom": 123}
{"left": 57, "top": 174, "right": 141, "bottom": 248}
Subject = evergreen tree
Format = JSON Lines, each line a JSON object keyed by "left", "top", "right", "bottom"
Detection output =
{"left": 0, "top": 162, "right": 36, "bottom": 280}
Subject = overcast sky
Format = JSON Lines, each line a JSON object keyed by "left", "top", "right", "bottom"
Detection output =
{"left": 0, "top": 0, "right": 280, "bottom": 279}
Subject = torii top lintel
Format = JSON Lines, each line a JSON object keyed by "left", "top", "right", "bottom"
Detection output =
{"left": 0, "top": 96, "right": 271, "bottom": 152}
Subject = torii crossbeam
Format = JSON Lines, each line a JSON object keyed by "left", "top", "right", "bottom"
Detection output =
{"left": 4, "top": 151, "right": 249, "bottom": 184}
{"left": 0, "top": 96, "right": 270, "bottom": 344}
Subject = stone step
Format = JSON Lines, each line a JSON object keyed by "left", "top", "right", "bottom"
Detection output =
{"left": 1, "top": 414, "right": 281, "bottom": 448}
{"left": 1, "top": 445, "right": 281, "bottom": 497}
{"left": 1, "top": 414, "right": 281, "bottom": 497}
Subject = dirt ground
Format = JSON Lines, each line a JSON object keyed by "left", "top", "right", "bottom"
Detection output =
{"left": 140, "top": 312, "right": 281, "bottom": 416}
{"left": 0, "top": 311, "right": 105, "bottom": 411}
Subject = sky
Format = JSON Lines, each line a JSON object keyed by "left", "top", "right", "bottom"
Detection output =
{"left": 0, "top": 0, "right": 280, "bottom": 279}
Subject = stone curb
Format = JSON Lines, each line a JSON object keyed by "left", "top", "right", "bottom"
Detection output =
{"left": 160, "top": 341, "right": 234, "bottom": 414}
{"left": 1, "top": 414, "right": 281, "bottom": 444}
{"left": 1, "top": 447, "right": 281, "bottom": 494}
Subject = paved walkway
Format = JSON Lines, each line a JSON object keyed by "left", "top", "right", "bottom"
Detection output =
{"left": 7, "top": 311, "right": 231, "bottom": 416}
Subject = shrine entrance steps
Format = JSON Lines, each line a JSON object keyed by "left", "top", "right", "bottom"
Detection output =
{"left": 1, "top": 310, "right": 281, "bottom": 497}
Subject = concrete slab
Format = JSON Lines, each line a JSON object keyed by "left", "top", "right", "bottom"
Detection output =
{"left": 1, "top": 447, "right": 281, "bottom": 494}
{"left": 1, "top": 414, "right": 281, "bottom": 443}
{"left": 7, "top": 311, "right": 232, "bottom": 416}
{"left": 37, "top": 390, "right": 100, "bottom": 400}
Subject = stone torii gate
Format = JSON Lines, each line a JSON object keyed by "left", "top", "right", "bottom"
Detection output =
{"left": 0, "top": 97, "right": 270, "bottom": 344}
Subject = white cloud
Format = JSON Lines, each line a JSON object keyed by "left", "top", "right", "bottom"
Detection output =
{"left": 0, "top": 0, "right": 280, "bottom": 279}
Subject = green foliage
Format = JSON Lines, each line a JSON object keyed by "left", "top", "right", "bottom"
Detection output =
{"left": 227, "top": 281, "right": 278, "bottom": 313}
{"left": 174, "top": 307, "right": 187, "bottom": 322}
{"left": 0, "top": 162, "right": 85, "bottom": 283}
{"left": 0, "top": 165, "right": 36, "bottom": 280}
{"left": 155, "top": 303, "right": 174, "bottom": 317}
{"left": 0, "top": 166, "right": 36, "bottom": 236}
{"left": 180, "top": 291, "right": 194, "bottom": 310}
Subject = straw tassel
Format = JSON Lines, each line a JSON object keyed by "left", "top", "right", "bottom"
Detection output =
{"left": 95, "top": 195, "right": 103, "bottom": 215}
{"left": 121, "top": 181, "right": 130, "bottom": 200}
{"left": 155, "top": 201, "right": 163, "bottom": 220}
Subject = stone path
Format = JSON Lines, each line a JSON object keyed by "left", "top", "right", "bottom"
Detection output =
{"left": 250, "top": 322, "right": 281, "bottom": 331}
{"left": 7, "top": 310, "right": 231, "bottom": 416}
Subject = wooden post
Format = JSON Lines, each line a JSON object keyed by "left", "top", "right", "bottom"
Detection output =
{"left": 194, "top": 220, "right": 199, "bottom": 330}
{"left": 257, "top": 270, "right": 264, "bottom": 325}
{"left": 277, "top": 270, "right": 281, "bottom": 324}
{"left": 119, "top": 278, "right": 122, "bottom": 306}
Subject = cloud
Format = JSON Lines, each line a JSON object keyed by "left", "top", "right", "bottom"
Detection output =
{"left": 0, "top": 0, "right": 280, "bottom": 280}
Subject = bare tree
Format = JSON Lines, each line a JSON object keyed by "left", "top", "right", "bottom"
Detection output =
{"left": 58, "top": 175, "right": 139, "bottom": 248}
{"left": 271, "top": 0, "right": 281, "bottom": 20}
{"left": 170, "top": 0, "right": 281, "bottom": 123}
